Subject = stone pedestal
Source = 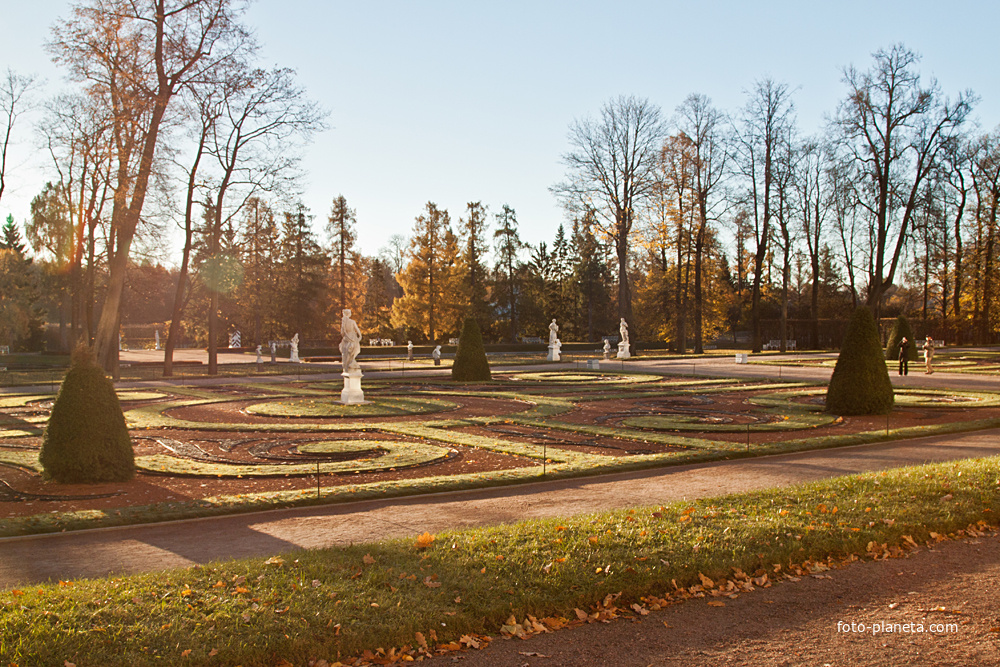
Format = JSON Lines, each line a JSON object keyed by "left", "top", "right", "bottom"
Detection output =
{"left": 547, "top": 342, "right": 561, "bottom": 362}
{"left": 340, "top": 370, "right": 367, "bottom": 404}
{"left": 617, "top": 341, "right": 631, "bottom": 360}
{"left": 290, "top": 349, "right": 300, "bottom": 363}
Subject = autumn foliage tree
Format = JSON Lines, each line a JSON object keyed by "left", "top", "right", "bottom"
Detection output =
{"left": 392, "top": 202, "right": 462, "bottom": 342}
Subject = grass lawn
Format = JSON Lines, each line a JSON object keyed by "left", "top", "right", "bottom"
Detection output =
{"left": 2, "top": 455, "right": 997, "bottom": 667}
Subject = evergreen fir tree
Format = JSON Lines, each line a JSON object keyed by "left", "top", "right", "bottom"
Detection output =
{"left": 278, "top": 205, "right": 330, "bottom": 338}
{"left": 569, "top": 210, "right": 613, "bottom": 341}
{"left": 459, "top": 201, "right": 490, "bottom": 333}
{"left": 235, "top": 197, "right": 281, "bottom": 345}
{"left": 326, "top": 195, "right": 366, "bottom": 321}
{"left": 826, "top": 306, "right": 894, "bottom": 415}
{"left": 492, "top": 204, "right": 523, "bottom": 342}
{"left": 1, "top": 214, "right": 26, "bottom": 255}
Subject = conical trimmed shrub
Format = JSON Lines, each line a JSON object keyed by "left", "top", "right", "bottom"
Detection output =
{"left": 885, "top": 315, "right": 918, "bottom": 362}
{"left": 39, "top": 344, "right": 135, "bottom": 483}
{"left": 826, "top": 306, "right": 894, "bottom": 415}
{"left": 451, "top": 317, "right": 492, "bottom": 382}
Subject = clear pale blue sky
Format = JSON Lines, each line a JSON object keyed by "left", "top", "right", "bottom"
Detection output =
{"left": 1, "top": 1, "right": 998, "bottom": 258}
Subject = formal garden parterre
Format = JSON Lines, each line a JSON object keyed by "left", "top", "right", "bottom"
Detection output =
{"left": 3, "top": 370, "right": 1000, "bottom": 536}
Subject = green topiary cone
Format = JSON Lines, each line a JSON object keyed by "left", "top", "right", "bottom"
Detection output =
{"left": 39, "top": 344, "right": 135, "bottom": 483}
{"left": 451, "top": 317, "right": 492, "bottom": 382}
{"left": 885, "top": 314, "right": 918, "bottom": 361}
{"left": 826, "top": 306, "right": 894, "bottom": 415}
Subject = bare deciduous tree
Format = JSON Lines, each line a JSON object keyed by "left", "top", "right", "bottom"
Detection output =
{"left": 554, "top": 95, "right": 667, "bottom": 332}
{"left": 835, "top": 43, "right": 974, "bottom": 316}
{"left": 0, "top": 68, "right": 38, "bottom": 209}
{"left": 734, "top": 78, "right": 795, "bottom": 352}
{"left": 676, "top": 93, "right": 728, "bottom": 353}
{"left": 50, "top": 0, "right": 252, "bottom": 377}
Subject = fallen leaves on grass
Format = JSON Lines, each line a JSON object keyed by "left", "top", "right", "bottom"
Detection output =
{"left": 416, "top": 532, "right": 435, "bottom": 549}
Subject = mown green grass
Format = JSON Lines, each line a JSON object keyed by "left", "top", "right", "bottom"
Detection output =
{"left": 1, "top": 455, "right": 998, "bottom": 667}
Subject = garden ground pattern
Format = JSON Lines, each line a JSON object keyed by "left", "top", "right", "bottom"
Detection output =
{"left": 3, "top": 368, "right": 1000, "bottom": 536}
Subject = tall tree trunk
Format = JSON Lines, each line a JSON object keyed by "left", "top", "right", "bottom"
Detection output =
{"left": 94, "top": 96, "right": 170, "bottom": 378}
{"left": 616, "top": 223, "right": 632, "bottom": 335}
{"left": 693, "top": 230, "right": 705, "bottom": 354}
{"left": 810, "top": 254, "right": 820, "bottom": 349}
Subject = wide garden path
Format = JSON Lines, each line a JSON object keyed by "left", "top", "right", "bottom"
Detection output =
{"left": 2, "top": 426, "right": 999, "bottom": 590}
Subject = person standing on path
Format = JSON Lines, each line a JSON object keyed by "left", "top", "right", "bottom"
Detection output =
{"left": 923, "top": 336, "right": 936, "bottom": 374}
{"left": 899, "top": 337, "right": 910, "bottom": 376}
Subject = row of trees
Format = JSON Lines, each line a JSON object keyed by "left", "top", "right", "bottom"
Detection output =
{"left": 551, "top": 44, "right": 983, "bottom": 353}
{"left": 4, "top": 19, "right": 1000, "bottom": 366}
{"left": 389, "top": 43, "right": 994, "bottom": 351}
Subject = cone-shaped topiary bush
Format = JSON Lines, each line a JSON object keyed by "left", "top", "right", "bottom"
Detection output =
{"left": 451, "top": 317, "right": 492, "bottom": 382}
{"left": 885, "top": 314, "right": 918, "bottom": 362}
{"left": 39, "top": 344, "right": 134, "bottom": 483}
{"left": 826, "top": 306, "right": 895, "bottom": 415}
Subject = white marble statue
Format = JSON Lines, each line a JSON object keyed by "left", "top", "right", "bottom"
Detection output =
{"left": 547, "top": 319, "right": 562, "bottom": 362}
{"left": 255, "top": 344, "right": 263, "bottom": 364}
{"left": 603, "top": 339, "right": 611, "bottom": 360}
{"left": 407, "top": 340, "right": 414, "bottom": 361}
{"left": 617, "top": 318, "right": 631, "bottom": 359}
{"left": 432, "top": 345, "right": 442, "bottom": 366}
{"left": 339, "top": 310, "right": 362, "bottom": 372}
{"left": 339, "top": 310, "right": 365, "bottom": 404}
{"left": 289, "top": 333, "right": 300, "bottom": 363}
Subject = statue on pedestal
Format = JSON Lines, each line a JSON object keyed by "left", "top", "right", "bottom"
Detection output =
{"left": 289, "top": 333, "right": 300, "bottom": 363}
{"left": 339, "top": 311, "right": 361, "bottom": 372}
{"left": 617, "top": 318, "right": 631, "bottom": 359}
{"left": 546, "top": 319, "right": 562, "bottom": 362}
{"left": 339, "top": 309, "right": 365, "bottom": 404}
